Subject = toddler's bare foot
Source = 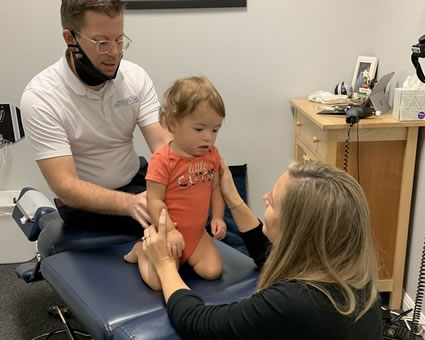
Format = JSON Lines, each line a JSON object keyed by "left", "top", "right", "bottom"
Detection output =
{"left": 123, "top": 241, "right": 143, "bottom": 263}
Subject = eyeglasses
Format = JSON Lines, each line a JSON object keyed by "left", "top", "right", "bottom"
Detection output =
{"left": 73, "top": 31, "right": 132, "bottom": 54}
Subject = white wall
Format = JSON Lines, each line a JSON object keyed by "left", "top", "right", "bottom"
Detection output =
{"left": 0, "top": 0, "right": 376, "bottom": 213}
{"left": 2, "top": 0, "right": 422, "bottom": 306}
{"left": 0, "top": 1, "right": 64, "bottom": 196}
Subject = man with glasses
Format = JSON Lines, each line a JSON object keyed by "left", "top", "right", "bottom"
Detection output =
{"left": 20, "top": 0, "right": 171, "bottom": 235}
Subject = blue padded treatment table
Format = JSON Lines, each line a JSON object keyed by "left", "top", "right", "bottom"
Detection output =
{"left": 113, "top": 278, "right": 258, "bottom": 340}
{"left": 41, "top": 239, "right": 259, "bottom": 339}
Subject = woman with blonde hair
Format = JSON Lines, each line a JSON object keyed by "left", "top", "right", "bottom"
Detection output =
{"left": 142, "top": 160, "right": 382, "bottom": 339}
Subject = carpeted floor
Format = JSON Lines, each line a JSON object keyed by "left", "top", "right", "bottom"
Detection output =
{"left": 0, "top": 261, "right": 86, "bottom": 340}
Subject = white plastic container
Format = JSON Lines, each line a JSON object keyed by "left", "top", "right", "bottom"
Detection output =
{"left": 0, "top": 190, "right": 36, "bottom": 263}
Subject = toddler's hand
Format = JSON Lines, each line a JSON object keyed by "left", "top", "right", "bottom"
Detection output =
{"left": 211, "top": 218, "right": 227, "bottom": 240}
{"left": 167, "top": 229, "right": 185, "bottom": 258}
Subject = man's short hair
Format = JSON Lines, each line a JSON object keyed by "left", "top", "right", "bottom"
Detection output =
{"left": 61, "top": 0, "right": 124, "bottom": 31}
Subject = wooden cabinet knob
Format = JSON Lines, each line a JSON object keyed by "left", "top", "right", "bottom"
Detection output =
{"left": 303, "top": 154, "right": 312, "bottom": 161}
{"left": 313, "top": 136, "right": 319, "bottom": 143}
{"left": 296, "top": 121, "right": 302, "bottom": 127}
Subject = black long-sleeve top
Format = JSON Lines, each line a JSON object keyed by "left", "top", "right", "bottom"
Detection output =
{"left": 167, "top": 222, "right": 382, "bottom": 340}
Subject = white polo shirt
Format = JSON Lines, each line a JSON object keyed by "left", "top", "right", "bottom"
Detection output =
{"left": 20, "top": 53, "right": 160, "bottom": 189}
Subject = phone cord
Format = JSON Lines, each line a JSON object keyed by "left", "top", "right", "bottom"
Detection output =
{"left": 343, "top": 124, "right": 353, "bottom": 172}
{"left": 409, "top": 237, "right": 425, "bottom": 339}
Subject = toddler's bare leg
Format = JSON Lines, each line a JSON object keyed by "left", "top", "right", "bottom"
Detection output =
{"left": 123, "top": 241, "right": 142, "bottom": 263}
{"left": 124, "top": 241, "right": 162, "bottom": 291}
{"left": 188, "top": 232, "right": 223, "bottom": 280}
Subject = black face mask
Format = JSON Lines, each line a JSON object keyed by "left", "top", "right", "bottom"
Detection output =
{"left": 67, "top": 32, "right": 121, "bottom": 86}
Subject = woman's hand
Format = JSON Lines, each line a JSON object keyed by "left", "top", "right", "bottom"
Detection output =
{"left": 143, "top": 208, "right": 175, "bottom": 270}
{"left": 219, "top": 160, "right": 242, "bottom": 208}
{"left": 143, "top": 208, "right": 190, "bottom": 302}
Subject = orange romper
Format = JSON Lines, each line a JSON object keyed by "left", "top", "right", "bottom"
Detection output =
{"left": 146, "top": 144, "right": 221, "bottom": 264}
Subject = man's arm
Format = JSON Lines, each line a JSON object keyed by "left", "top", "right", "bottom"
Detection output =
{"left": 140, "top": 122, "right": 172, "bottom": 153}
{"left": 37, "top": 155, "right": 150, "bottom": 227}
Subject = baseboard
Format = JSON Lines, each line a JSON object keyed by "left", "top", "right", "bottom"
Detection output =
{"left": 402, "top": 291, "right": 425, "bottom": 339}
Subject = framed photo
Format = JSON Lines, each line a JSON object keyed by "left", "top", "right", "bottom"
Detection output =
{"left": 351, "top": 56, "right": 378, "bottom": 99}
{"left": 123, "top": 0, "right": 247, "bottom": 9}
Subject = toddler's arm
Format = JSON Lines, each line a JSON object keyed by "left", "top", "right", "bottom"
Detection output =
{"left": 147, "top": 180, "right": 185, "bottom": 257}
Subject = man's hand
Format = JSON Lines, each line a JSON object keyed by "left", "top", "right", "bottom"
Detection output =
{"left": 129, "top": 191, "right": 151, "bottom": 228}
{"left": 211, "top": 217, "right": 227, "bottom": 240}
{"left": 166, "top": 229, "right": 185, "bottom": 258}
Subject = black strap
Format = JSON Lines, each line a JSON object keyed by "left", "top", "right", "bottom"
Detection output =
{"left": 412, "top": 52, "right": 425, "bottom": 83}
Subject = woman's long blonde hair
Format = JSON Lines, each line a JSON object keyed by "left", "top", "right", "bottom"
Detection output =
{"left": 257, "top": 160, "right": 379, "bottom": 319}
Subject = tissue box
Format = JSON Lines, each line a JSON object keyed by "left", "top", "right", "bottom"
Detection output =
{"left": 393, "top": 88, "right": 425, "bottom": 121}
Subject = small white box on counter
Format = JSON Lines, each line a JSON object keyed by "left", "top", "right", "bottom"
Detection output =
{"left": 393, "top": 88, "right": 425, "bottom": 121}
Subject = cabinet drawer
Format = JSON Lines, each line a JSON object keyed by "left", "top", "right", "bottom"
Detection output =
{"left": 295, "top": 137, "right": 319, "bottom": 161}
{"left": 295, "top": 112, "right": 328, "bottom": 160}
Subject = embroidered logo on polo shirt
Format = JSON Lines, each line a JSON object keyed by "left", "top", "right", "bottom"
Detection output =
{"left": 114, "top": 96, "right": 139, "bottom": 108}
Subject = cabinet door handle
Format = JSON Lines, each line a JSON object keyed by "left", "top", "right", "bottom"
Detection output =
{"left": 313, "top": 136, "right": 320, "bottom": 143}
{"left": 296, "top": 121, "right": 302, "bottom": 127}
{"left": 303, "top": 154, "right": 312, "bottom": 161}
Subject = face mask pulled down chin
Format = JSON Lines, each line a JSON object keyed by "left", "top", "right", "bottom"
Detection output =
{"left": 67, "top": 42, "right": 121, "bottom": 86}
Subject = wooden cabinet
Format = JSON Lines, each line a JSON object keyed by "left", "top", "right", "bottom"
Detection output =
{"left": 291, "top": 99, "right": 425, "bottom": 309}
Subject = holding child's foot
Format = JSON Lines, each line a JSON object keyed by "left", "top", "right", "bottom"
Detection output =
{"left": 124, "top": 238, "right": 163, "bottom": 291}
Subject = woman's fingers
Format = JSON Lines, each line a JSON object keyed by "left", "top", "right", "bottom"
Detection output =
{"left": 219, "top": 159, "right": 227, "bottom": 176}
{"left": 158, "top": 208, "right": 167, "bottom": 237}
